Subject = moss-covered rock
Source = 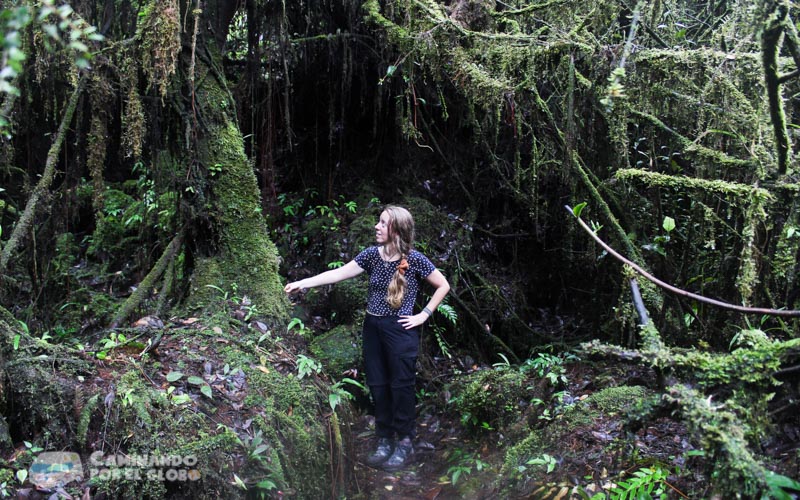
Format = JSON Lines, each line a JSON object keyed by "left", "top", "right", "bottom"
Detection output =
{"left": 309, "top": 323, "right": 362, "bottom": 376}
{"left": 328, "top": 279, "right": 368, "bottom": 323}
{"left": 447, "top": 368, "right": 533, "bottom": 433}
{"left": 80, "top": 345, "right": 333, "bottom": 499}
{"left": 344, "top": 205, "right": 383, "bottom": 255}
{"left": 245, "top": 369, "right": 329, "bottom": 498}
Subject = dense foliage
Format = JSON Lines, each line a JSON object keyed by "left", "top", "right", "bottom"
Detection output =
{"left": 0, "top": 0, "right": 799, "bottom": 497}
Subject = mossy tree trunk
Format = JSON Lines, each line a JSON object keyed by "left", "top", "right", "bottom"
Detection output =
{"left": 169, "top": 0, "right": 282, "bottom": 319}
{"left": 183, "top": 45, "right": 287, "bottom": 319}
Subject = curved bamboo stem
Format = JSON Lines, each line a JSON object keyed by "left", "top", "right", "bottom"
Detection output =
{"left": 565, "top": 205, "right": 800, "bottom": 317}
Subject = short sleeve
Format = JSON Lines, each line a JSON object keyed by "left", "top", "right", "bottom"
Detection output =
{"left": 411, "top": 250, "right": 436, "bottom": 278}
{"left": 354, "top": 247, "right": 376, "bottom": 273}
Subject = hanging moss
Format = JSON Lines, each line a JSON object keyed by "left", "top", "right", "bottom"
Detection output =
{"left": 87, "top": 72, "right": 112, "bottom": 216}
{"left": 735, "top": 199, "right": 767, "bottom": 305}
{"left": 120, "top": 55, "right": 145, "bottom": 160}
{"left": 136, "top": 0, "right": 181, "bottom": 100}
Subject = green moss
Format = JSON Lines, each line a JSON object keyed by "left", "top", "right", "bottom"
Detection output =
{"left": 171, "top": 426, "right": 243, "bottom": 498}
{"left": 309, "top": 324, "right": 362, "bottom": 375}
{"left": 245, "top": 369, "right": 329, "bottom": 497}
{"left": 246, "top": 369, "right": 320, "bottom": 420}
{"left": 448, "top": 368, "right": 531, "bottom": 432}
{"left": 501, "top": 429, "right": 544, "bottom": 474}
{"left": 186, "top": 67, "right": 288, "bottom": 321}
{"left": 665, "top": 384, "right": 772, "bottom": 497}
{"left": 672, "top": 337, "right": 800, "bottom": 389}
{"left": 362, "top": 0, "right": 412, "bottom": 47}
{"left": 615, "top": 168, "right": 774, "bottom": 204}
{"left": 584, "top": 385, "right": 649, "bottom": 414}
{"left": 86, "top": 371, "right": 245, "bottom": 498}
{"left": 136, "top": 0, "right": 180, "bottom": 98}
{"left": 502, "top": 385, "right": 649, "bottom": 475}
{"left": 77, "top": 393, "right": 100, "bottom": 447}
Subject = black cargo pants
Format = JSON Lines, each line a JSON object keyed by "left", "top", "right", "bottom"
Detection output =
{"left": 362, "top": 313, "right": 419, "bottom": 439}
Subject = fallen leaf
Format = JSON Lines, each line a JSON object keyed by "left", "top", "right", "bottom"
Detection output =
{"left": 213, "top": 326, "right": 223, "bottom": 335}
{"left": 257, "top": 365, "right": 270, "bottom": 374}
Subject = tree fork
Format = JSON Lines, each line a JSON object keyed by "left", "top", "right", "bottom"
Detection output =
{"left": 110, "top": 234, "right": 182, "bottom": 328}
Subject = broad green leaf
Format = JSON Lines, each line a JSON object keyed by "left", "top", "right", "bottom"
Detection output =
{"left": 572, "top": 202, "right": 587, "bottom": 218}
{"left": 663, "top": 216, "right": 676, "bottom": 232}
{"left": 200, "top": 385, "right": 212, "bottom": 398}
{"left": 171, "top": 394, "right": 191, "bottom": 405}
{"left": 166, "top": 371, "right": 183, "bottom": 382}
{"left": 233, "top": 473, "right": 248, "bottom": 490}
{"left": 187, "top": 376, "right": 205, "bottom": 385}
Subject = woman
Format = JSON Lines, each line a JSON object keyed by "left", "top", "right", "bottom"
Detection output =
{"left": 284, "top": 205, "right": 450, "bottom": 471}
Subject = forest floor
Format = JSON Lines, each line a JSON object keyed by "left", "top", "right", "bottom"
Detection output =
{"left": 6, "top": 306, "right": 799, "bottom": 499}
{"left": 347, "top": 359, "right": 693, "bottom": 500}
{"left": 346, "top": 354, "right": 800, "bottom": 500}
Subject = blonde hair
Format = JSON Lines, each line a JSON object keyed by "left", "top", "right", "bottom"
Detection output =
{"left": 384, "top": 205, "right": 415, "bottom": 309}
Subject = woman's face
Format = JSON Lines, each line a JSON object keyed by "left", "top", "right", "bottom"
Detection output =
{"left": 375, "top": 211, "right": 391, "bottom": 245}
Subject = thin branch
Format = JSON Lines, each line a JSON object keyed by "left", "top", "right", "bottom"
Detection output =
{"left": 777, "top": 69, "right": 799, "bottom": 84}
{"left": 617, "top": 0, "right": 670, "bottom": 49}
{"left": 565, "top": 205, "right": 800, "bottom": 317}
{"left": 0, "top": 75, "right": 87, "bottom": 277}
{"left": 110, "top": 234, "right": 182, "bottom": 328}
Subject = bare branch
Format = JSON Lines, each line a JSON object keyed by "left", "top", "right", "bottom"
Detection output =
{"left": 565, "top": 205, "right": 800, "bottom": 317}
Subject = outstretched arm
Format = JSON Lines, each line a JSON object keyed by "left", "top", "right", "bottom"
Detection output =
{"left": 284, "top": 260, "right": 364, "bottom": 295}
{"left": 398, "top": 269, "right": 450, "bottom": 330}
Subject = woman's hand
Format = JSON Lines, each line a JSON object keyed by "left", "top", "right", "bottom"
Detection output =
{"left": 398, "top": 313, "right": 428, "bottom": 330}
{"left": 284, "top": 280, "right": 305, "bottom": 295}
{"left": 284, "top": 261, "right": 364, "bottom": 297}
